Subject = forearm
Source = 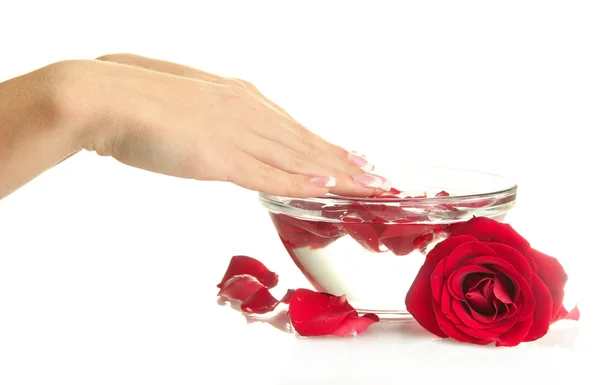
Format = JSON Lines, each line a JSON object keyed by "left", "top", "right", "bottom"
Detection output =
{"left": 0, "top": 62, "right": 84, "bottom": 200}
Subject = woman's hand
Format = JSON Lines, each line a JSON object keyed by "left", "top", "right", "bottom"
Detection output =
{"left": 87, "top": 54, "right": 390, "bottom": 197}
{"left": 1, "top": 55, "right": 392, "bottom": 200}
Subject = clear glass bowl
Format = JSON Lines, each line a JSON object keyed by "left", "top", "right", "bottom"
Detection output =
{"left": 259, "top": 166, "right": 517, "bottom": 319}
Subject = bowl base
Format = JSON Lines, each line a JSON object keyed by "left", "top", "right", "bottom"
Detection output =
{"left": 357, "top": 308, "right": 414, "bottom": 320}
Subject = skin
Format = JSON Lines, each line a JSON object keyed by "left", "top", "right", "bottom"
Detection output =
{"left": 0, "top": 54, "right": 391, "bottom": 201}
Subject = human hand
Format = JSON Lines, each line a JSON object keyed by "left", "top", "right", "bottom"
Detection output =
{"left": 62, "top": 55, "right": 391, "bottom": 197}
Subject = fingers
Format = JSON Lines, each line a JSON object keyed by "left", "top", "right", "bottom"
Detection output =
{"left": 242, "top": 104, "right": 373, "bottom": 177}
{"left": 221, "top": 148, "right": 335, "bottom": 198}
{"left": 236, "top": 132, "right": 382, "bottom": 197}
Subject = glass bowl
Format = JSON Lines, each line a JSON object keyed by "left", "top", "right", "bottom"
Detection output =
{"left": 259, "top": 166, "right": 517, "bottom": 319}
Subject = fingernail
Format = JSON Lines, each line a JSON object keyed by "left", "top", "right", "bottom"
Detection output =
{"left": 347, "top": 152, "right": 374, "bottom": 172}
{"left": 352, "top": 174, "right": 392, "bottom": 191}
{"left": 310, "top": 176, "right": 336, "bottom": 188}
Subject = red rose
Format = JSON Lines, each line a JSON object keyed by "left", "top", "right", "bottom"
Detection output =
{"left": 405, "top": 217, "right": 573, "bottom": 347}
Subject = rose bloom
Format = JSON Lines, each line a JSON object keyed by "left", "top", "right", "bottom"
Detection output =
{"left": 405, "top": 217, "right": 573, "bottom": 347}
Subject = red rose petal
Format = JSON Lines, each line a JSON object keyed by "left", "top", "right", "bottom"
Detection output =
{"left": 389, "top": 187, "right": 402, "bottom": 195}
{"left": 271, "top": 214, "right": 343, "bottom": 250}
{"left": 495, "top": 317, "right": 535, "bottom": 347}
{"left": 551, "top": 304, "right": 580, "bottom": 323}
{"left": 241, "top": 286, "right": 281, "bottom": 314}
{"left": 447, "top": 265, "right": 494, "bottom": 301}
{"left": 364, "top": 204, "right": 409, "bottom": 222}
{"left": 342, "top": 223, "right": 384, "bottom": 252}
{"left": 526, "top": 248, "right": 568, "bottom": 321}
{"left": 466, "top": 290, "right": 494, "bottom": 317}
{"left": 288, "top": 289, "right": 357, "bottom": 336}
{"left": 414, "top": 232, "right": 435, "bottom": 253}
{"left": 440, "top": 285, "right": 462, "bottom": 324}
{"left": 405, "top": 263, "right": 449, "bottom": 338}
{"left": 522, "top": 273, "right": 554, "bottom": 342}
{"left": 380, "top": 236, "right": 416, "bottom": 256}
{"left": 433, "top": 301, "right": 492, "bottom": 344}
{"left": 483, "top": 304, "right": 518, "bottom": 329}
{"left": 553, "top": 305, "right": 568, "bottom": 322}
{"left": 435, "top": 190, "right": 450, "bottom": 197}
{"left": 451, "top": 217, "right": 531, "bottom": 255}
{"left": 217, "top": 255, "right": 278, "bottom": 289}
{"left": 379, "top": 224, "right": 436, "bottom": 256}
{"left": 430, "top": 259, "right": 448, "bottom": 304}
{"left": 328, "top": 313, "right": 380, "bottom": 337}
{"left": 451, "top": 298, "right": 487, "bottom": 330}
{"left": 492, "top": 274, "right": 513, "bottom": 304}
{"left": 425, "top": 235, "right": 479, "bottom": 266}
{"left": 564, "top": 305, "right": 580, "bottom": 321}
{"left": 485, "top": 242, "right": 533, "bottom": 282}
{"left": 280, "top": 289, "right": 295, "bottom": 304}
{"left": 217, "top": 275, "right": 265, "bottom": 301}
{"left": 443, "top": 241, "right": 499, "bottom": 276}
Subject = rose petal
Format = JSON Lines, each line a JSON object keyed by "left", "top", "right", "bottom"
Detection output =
{"left": 443, "top": 241, "right": 500, "bottom": 276}
{"left": 495, "top": 317, "right": 535, "bottom": 347}
{"left": 380, "top": 235, "right": 417, "bottom": 256}
{"left": 447, "top": 265, "right": 494, "bottom": 301}
{"left": 217, "top": 275, "right": 265, "bottom": 301}
{"left": 364, "top": 204, "right": 410, "bottom": 222}
{"left": 453, "top": 311, "right": 519, "bottom": 340}
{"left": 553, "top": 305, "right": 580, "bottom": 322}
{"left": 440, "top": 285, "right": 462, "bottom": 324}
{"left": 217, "top": 255, "right": 278, "bottom": 289}
{"left": 342, "top": 223, "right": 384, "bottom": 253}
{"left": 466, "top": 291, "right": 494, "bottom": 316}
{"left": 436, "top": 190, "right": 450, "bottom": 197}
{"left": 430, "top": 259, "right": 448, "bottom": 304}
{"left": 426, "top": 235, "right": 479, "bottom": 266}
{"left": 379, "top": 224, "right": 437, "bottom": 256}
{"left": 280, "top": 289, "right": 295, "bottom": 304}
{"left": 492, "top": 274, "right": 513, "bottom": 304}
{"left": 328, "top": 313, "right": 380, "bottom": 336}
{"left": 433, "top": 301, "right": 492, "bottom": 345}
{"left": 485, "top": 242, "right": 533, "bottom": 282}
{"left": 451, "top": 299, "right": 488, "bottom": 330}
{"left": 526, "top": 248, "right": 568, "bottom": 321}
{"left": 483, "top": 303, "right": 518, "bottom": 328}
{"left": 451, "top": 217, "right": 530, "bottom": 255}
{"left": 288, "top": 289, "right": 357, "bottom": 336}
{"left": 271, "top": 214, "right": 343, "bottom": 250}
{"left": 406, "top": 268, "right": 448, "bottom": 338}
{"left": 522, "top": 273, "right": 554, "bottom": 342}
{"left": 414, "top": 232, "right": 435, "bottom": 254}
{"left": 241, "top": 287, "right": 281, "bottom": 314}
{"left": 564, "top": 305, "right": 580, "bottom": 321}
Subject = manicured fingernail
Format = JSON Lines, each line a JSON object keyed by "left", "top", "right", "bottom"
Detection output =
{"left": 347, "top": 152, "right": 374, "bottom": 172}
{"left": 352, "top": 174, "right": 392, "bottom": 191}
{"left": 310, "top": 176, "right": 336, "bottom": 188}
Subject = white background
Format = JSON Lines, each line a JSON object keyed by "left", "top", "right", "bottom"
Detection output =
{"left": 1, "top": 1, "right": 598, "bottom": 384}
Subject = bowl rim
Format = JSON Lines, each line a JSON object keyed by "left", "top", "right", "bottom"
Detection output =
{"left": 259, "top": 165, "right": 518, "bottom": 206}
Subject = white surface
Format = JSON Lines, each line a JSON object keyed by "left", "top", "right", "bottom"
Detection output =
{"left": 1, "top": 1, "right": 599, "bottom": 384}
